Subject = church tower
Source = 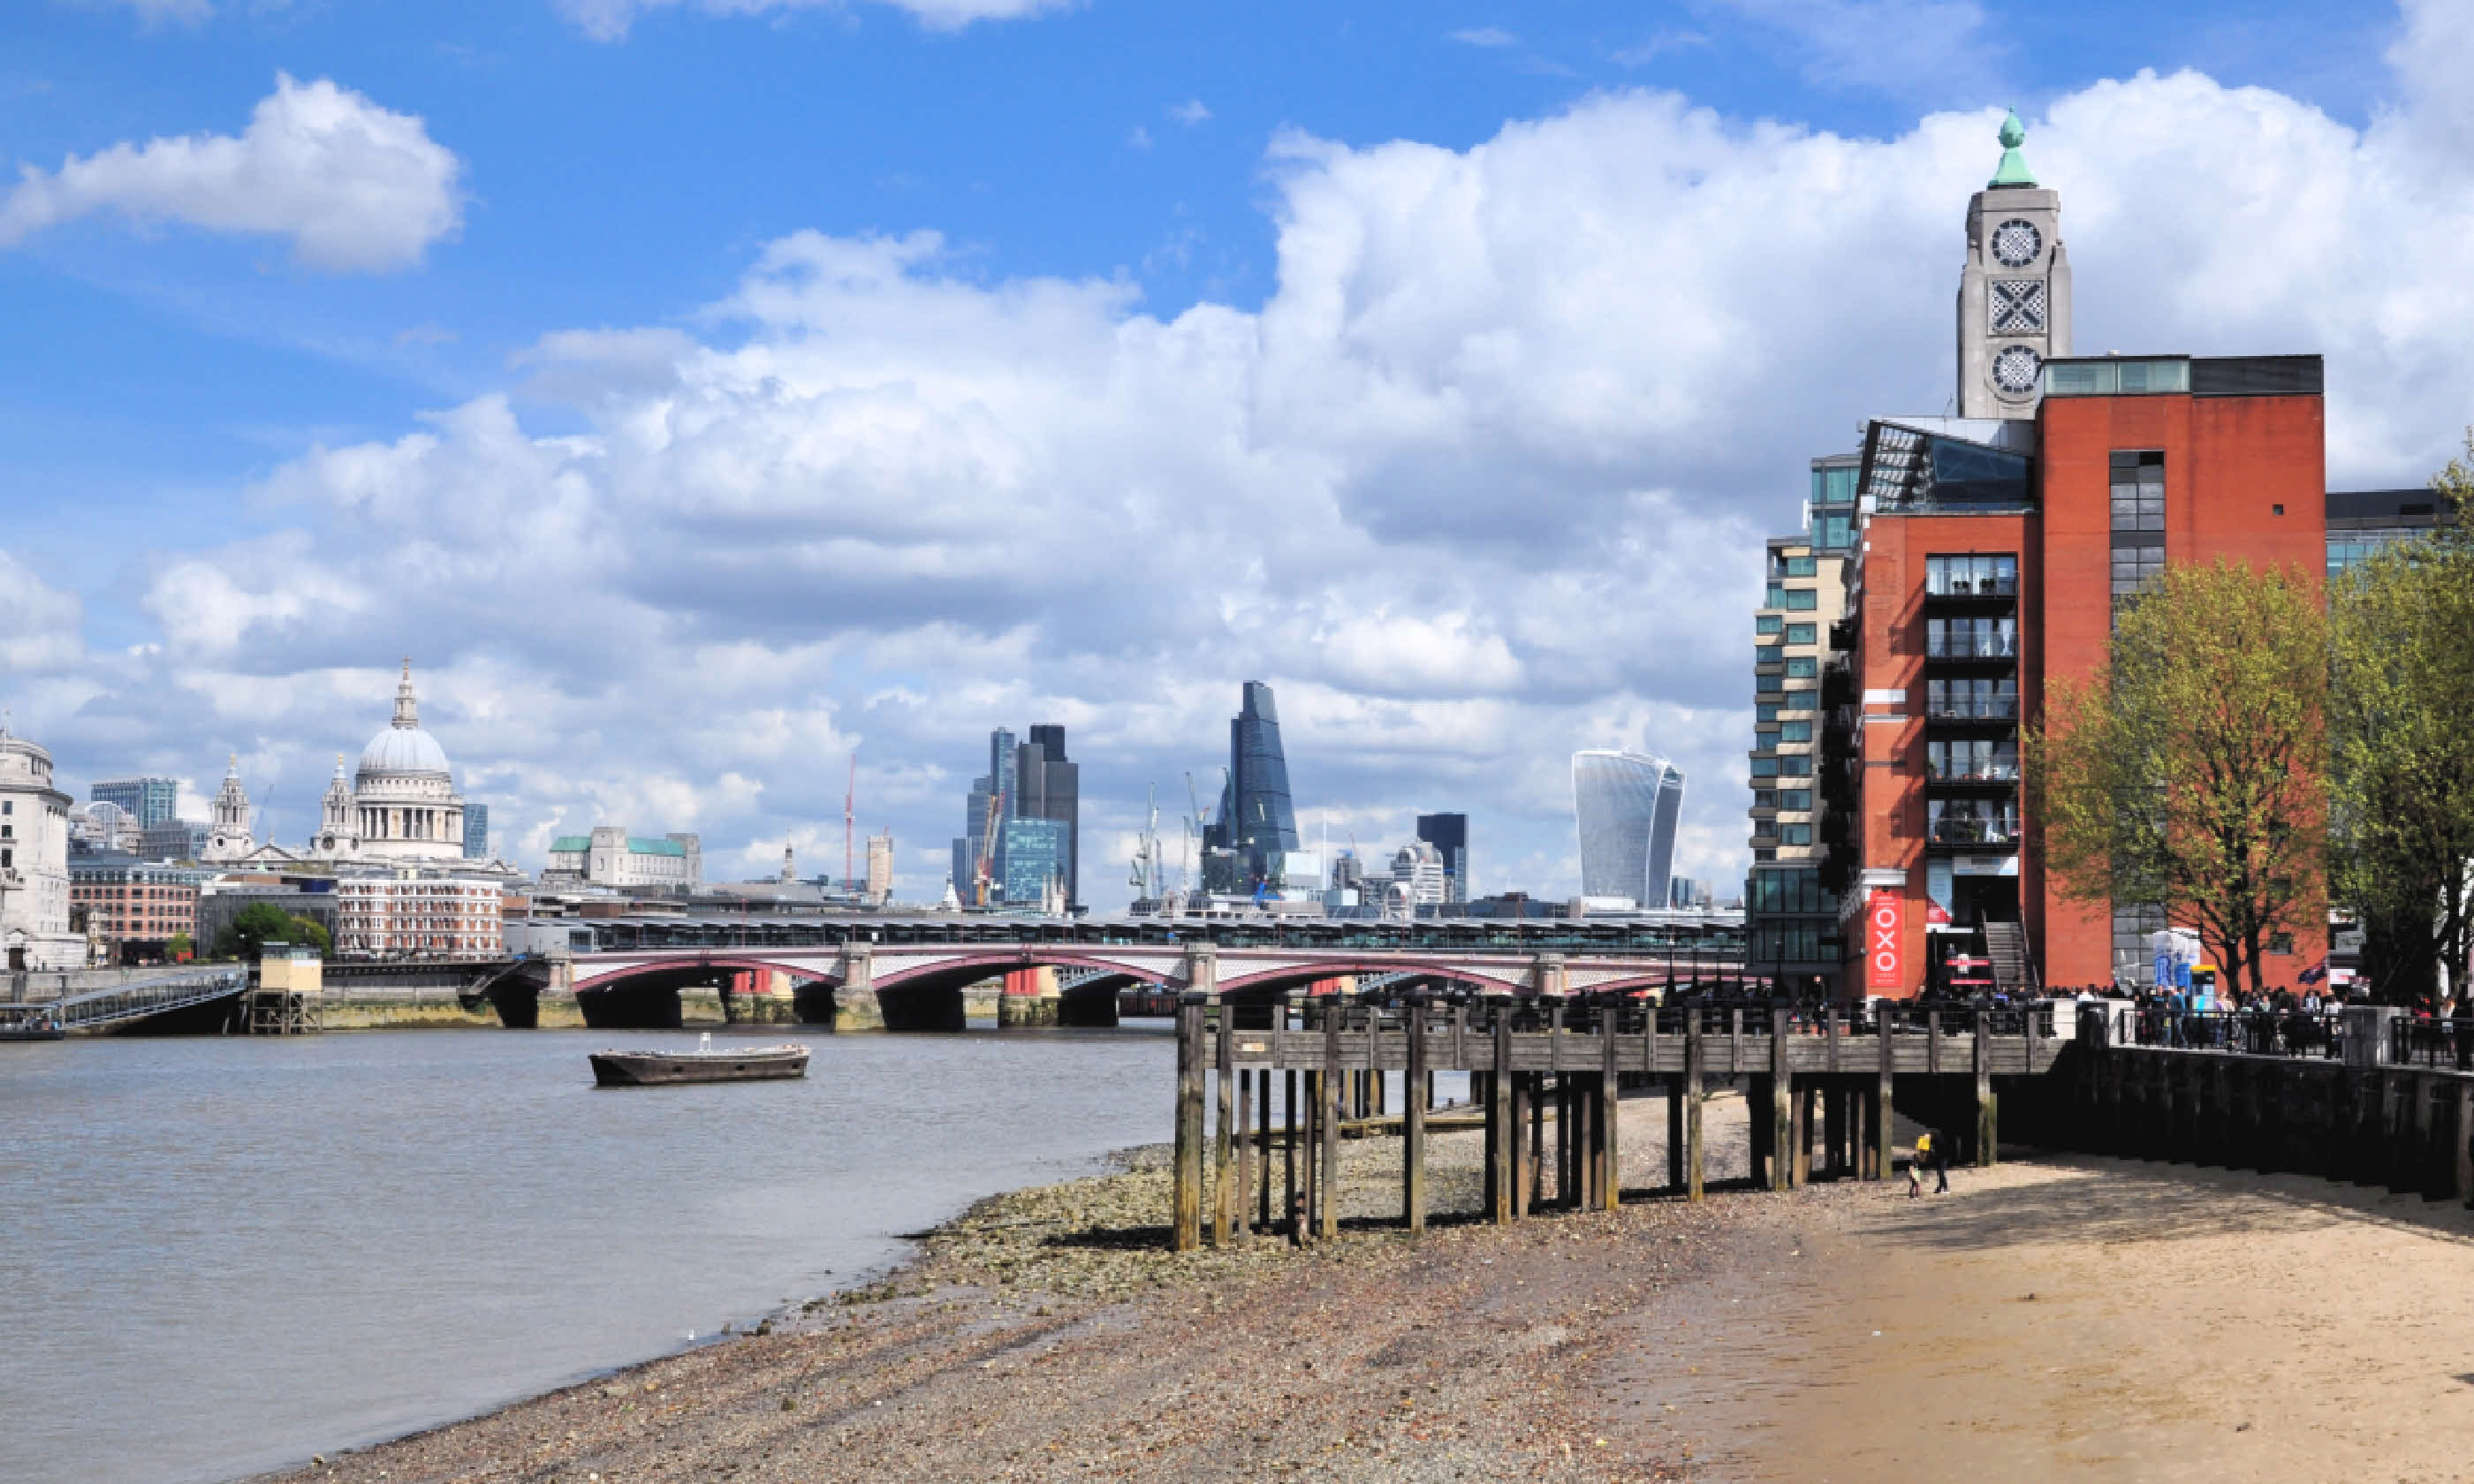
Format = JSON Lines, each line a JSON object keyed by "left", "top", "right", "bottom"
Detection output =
{"left": 315, "top": 753, "right": 357, "bottom": 857}
{"left": 1956, "top": 110, "right": 2072, "bottom": 419}
{"left": 205, "top": 755, "right": 254, "bottom": 862}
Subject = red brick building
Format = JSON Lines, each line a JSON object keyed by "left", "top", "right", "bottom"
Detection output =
{"left": 1818, "top": 116, "right": 2330, "bottom": 998}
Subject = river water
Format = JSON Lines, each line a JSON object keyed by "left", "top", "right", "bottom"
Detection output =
{"left": 0, "top": 1024, "right": 1176, "bottom": 1484}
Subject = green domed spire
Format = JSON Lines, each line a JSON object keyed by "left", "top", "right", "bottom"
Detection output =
{"left": 1989, "top": 107, "right": 2036, "bottom": 187}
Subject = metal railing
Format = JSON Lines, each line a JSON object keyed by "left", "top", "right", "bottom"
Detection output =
{"left": 1928, "top": 816, "right": 2020, "bottom": 845}
{"left": 1926, "top": 698, "right": 2020, "bottom": 721}
{"left": 1927, "top": 761, "right": 2021, "bottom": 784}
{"left": 1926, "top": 633, "right": 2018, "bottom": 659}
{"left": 2115, "top": 1008, "right": 2345, "bottom": 1059}
{"left": 2389, "top": 1016, "right": 2474, "bottom": 1070}
{"left": 47, "top": 968, "right": 249, "bottom": 1030}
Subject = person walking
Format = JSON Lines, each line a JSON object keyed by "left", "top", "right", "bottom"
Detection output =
{"left": 1909, "top": 1131, "right": 1931, "bottom": 1199}
{"left": 1931, "top": 1129, "right": 1951, "bottom": 1194}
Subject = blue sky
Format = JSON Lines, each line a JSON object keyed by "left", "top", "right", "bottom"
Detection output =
{"left": 1, "top": 0, "right": 2460, "bottom": 904}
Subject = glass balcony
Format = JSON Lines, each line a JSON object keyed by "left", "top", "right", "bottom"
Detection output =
{"left": 1928, "top": 811, "right": 2021, "bottom": 846}
{"left": 1926, "top": 631, "right": 2017, "bottom": 659}
{"left": 1926, "top": 761, "right": 2021, "bottom": 784}
{"left": 1925, "top": 695, "right": 2019, "bottom": 722}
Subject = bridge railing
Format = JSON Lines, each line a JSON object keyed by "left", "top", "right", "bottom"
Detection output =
{"left": 51, "top": 969, "right": 248, "bottom": 1029}
{"left": 2389, "top": 1015, "right": 2474, "bottom": 1070}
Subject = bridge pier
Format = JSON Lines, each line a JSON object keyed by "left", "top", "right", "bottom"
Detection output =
{"left": 832, "top": 946, "right": 884, "bottom": 1033}
{"left": 997, "top": 967, "right": 1061, "bottom": 1028}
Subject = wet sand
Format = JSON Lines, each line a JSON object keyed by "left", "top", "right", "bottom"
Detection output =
{"left": 256, "top": 1097, "right": 2474, "bottom": 1483}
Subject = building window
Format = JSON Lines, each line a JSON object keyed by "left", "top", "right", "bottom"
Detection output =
{"left": 1752, "top": 757, "right": 1780, "bottom": 777}
{"left": 1785, "top": 623, "right": 1817, "bottom": 645}
{"left": 1784, "top": 588, "right": 1818, "bottom": 611}
{"left": 1924, "top": 553, "right": 2017, "bottom": 596}
{"left": 1756, "top": 672, "right": 1785, "bottom": 695}
{"left": 2111, "top": 545, "right": 2166, "bottom": 595}
{"left": 1752, "top": 789, "right": 1776, "bottom": 809}
{"left": 1770, "top": 552, "right": 1818, "bottom": 578}
{"left": 2112, "top": 903, "right": 2168, "bottom": 984}
{"left": 1756, "top": 702, "right": 1780, "bottom": 723}
{"left": 1780, "top": 720, "right": 1813, "bottom": 743}
{"left": 1777, "top": 688, "right": 1816, "bottom": 712}
{"left": 1757, "top": 614, "right": 1783, "bottom": 636}
{"left": 1778, "top": 789, "right": 1811, "bottom": 812}
{"left": 1785, "top": 656, "right": 1818, "bottom": 679}
{"left": 2110, "top": 450, "right": 2166, "bottom": 532}
{"left": 1779, "top": 823, "right": 1812, "bottom": 846}
{"left": 1926, "top": 617, "right": 2015, "bottom": 658}
{"left": 1777, "top": 755, "right": 1811, "bottom": 776}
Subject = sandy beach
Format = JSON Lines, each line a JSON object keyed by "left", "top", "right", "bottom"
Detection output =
{"left": 257, "top": 1094, "right": 2474, "bottom": 1483}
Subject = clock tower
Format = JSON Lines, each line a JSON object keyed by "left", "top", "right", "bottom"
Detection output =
{"left": 1957, "top": 110, "right": 2071, "bottom": 420}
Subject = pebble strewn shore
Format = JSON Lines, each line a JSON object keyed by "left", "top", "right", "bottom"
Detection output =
{"left": 258, "top": 1096, "right": 1794, "bottom": 1482}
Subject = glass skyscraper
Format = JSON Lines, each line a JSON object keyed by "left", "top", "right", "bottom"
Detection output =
{"left": 1415, "top": 812, "right": 1468, "bottom": 904}
{"left": 1203, "top": 681, "right": 1301, "bottom": 892}
{"left": 92, "top": 776, "right": 179, "bottom": 829}
{"left": 462, "top": 804, "right": 488, "bottom": 859}
{"left": 1571, "top": 749, "right": 1684, "bottom": 908}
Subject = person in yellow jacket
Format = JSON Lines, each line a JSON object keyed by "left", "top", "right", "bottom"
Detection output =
{"left": 1908, "top": 1132, "right": 1929, "bottom": 1198}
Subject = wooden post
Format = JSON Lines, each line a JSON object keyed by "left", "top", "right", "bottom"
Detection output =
{"left": 1235, "top": 1068, "right": 1253, "bottom": 1241}
{"left": 1600, "top": 1012, "right": 1621, "bottom": 1210}
{"left": 1283, "top": 1067, "right": 1300, "bottom": 1239}
{"left": 1666, "top": 1069, "right": 1685, "bottom": 1193}
{"left": 1517, "top": 1072, "right": 1537, "bottom": 1217}
{"left": 1793, "top": 1082, "right": 1814, "bottom": 1186}
{"left": 1824, "top": 1084, "right": 1845, "bottom": 1181}
{"left": 1973, "top": 1009, "right": 1997, "bottom": 1167}
{"left": 1213, "top": 1003, "right": 1235, "bottom": 1247}
{"left": 1491, "top": 1005, "right": 1515, "bottom": 1223}
{"left": 1321, "top": 1004, "right": 1343, "bottom": 1241}
{"left": 1553, "top": 1074, "right": 1572, "bottom": 1208}
{"left": 2455, "top": 1079, "right": 2474, "bottom": 1209}
{"left": 1770, "top": 1010, "right": 1795, "bottom": 1191}
{"left": 1404, "top": 1000, "right": 1428, "bottom": 1233}
{"left": 1172, "top": 996, "right": 1205, "bottom": 1253}
{"left": 1876, "top": 1008, "right": 1895, "bottom": 1183}
{"left": 1685, "top": 1007, "right": 1706, "bottom": 1202}
{"left": 1302, "top": 1069, "right": 1319, "bottom": 1240}
{"left": 1258, "top": 1064, "right": 1274, "bottom": 1230}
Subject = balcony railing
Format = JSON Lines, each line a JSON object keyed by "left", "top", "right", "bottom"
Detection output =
{"left": 1924, "top": 575, "right": 2018, "bottom": 598}
{"left": 1926, "top": 632, "right": 2017, "bottom": 659}
{"left": 1926, "top": 697, "right": 2020, "bottom": 721}
{"left": 1927, "top": 761, "right": 2021, "bottom": 784}
{"left": 1929, "top": 815, "right": 2020, "bottom": 846}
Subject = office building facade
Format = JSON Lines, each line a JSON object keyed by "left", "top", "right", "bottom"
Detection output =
{"left": 543, "top": 828, "right": 702, "bottom": 890}
{"left": 1571, "top": 749, "right": 1684, "bottom": 909}
{"left": 1745, "top": 452, "right": 1859, "bottom": 992}
{"left": 1013, "top": 724, "right": 1079, "bottom": 909}
{"left": 69, "top": 859, "right": 209, "bottom": 957}
{"left": 91, "top": 776, "right": 179, "bottom": 829}
{"left": 0, "top": 727, "right": 80, "bottom": 969}
{"left": 462, "top": 804, "right": 489, "bottom": 859}
{"left": 1415, "top": 812, "right": 1468, "bottom": 904}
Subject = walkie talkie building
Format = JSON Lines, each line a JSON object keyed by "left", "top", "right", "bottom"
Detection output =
{"left": 1572, "top": 750, "right": 1685, "bottom": 908}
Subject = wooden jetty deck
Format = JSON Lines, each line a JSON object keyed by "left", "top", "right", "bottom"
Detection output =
{"left": 1166, "top": 997, "right": 2066, "bottom": 1252}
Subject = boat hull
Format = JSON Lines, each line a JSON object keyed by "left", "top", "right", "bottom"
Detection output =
{"left": 588, "top": 1047, "right": 809, "bottom": 1086}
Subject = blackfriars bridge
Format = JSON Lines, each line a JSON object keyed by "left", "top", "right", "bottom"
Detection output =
{"left": 497, "top": 912, "right": 1752, "bottom": 1031}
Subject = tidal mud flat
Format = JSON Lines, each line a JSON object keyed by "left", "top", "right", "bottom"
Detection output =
{"left": 256, "top": 1094, "right": 2474, "bottom": 1483}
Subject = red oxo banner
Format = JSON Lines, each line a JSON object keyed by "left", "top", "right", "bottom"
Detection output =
{"left": 1864, "top": 890, "right": 1904, "bottom": 993}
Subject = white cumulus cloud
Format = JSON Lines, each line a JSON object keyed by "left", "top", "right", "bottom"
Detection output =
{"left": 0, "top": 73, "right": 462, "bottom": 273}
{"left": 22, "top": 3, "right": 2474, "bottom": 910}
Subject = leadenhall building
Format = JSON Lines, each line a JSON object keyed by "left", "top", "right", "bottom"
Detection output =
{"left": 1745, "top": 111, "right": 2383, "bottom": 1000}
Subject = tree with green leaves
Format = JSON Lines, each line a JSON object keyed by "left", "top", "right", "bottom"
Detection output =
{"left": 2026, "top": 558, "right": 2327, "bottom": 1000}
{"left": 214, "top": 901, "right": 330, "bottom": 961}
{"left": 2326, "top": 445, "right": 2474, "bottom": 1007}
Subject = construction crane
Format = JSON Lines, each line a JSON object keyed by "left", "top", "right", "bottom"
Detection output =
{"left": 972, "top": 784, "right": 1003, "bottom": 907}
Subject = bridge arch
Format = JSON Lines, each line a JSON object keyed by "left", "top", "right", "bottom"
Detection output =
{"left": 869, "top": 951, "right": 1172, "bottom": 1030}
{"left": 569, "top": 956, "right": 843, "bottom": 1029}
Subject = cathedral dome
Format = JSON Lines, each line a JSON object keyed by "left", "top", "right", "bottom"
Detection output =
{"left": 356, "top": 661, "right": 452, "bottom": 780}
{"left": 359, "top": 724, "right": 451, "bottom": 778}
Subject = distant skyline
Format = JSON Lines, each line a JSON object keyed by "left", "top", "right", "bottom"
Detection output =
{"left": 4, "top": 0, "right": 2466, "bottom": 910}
